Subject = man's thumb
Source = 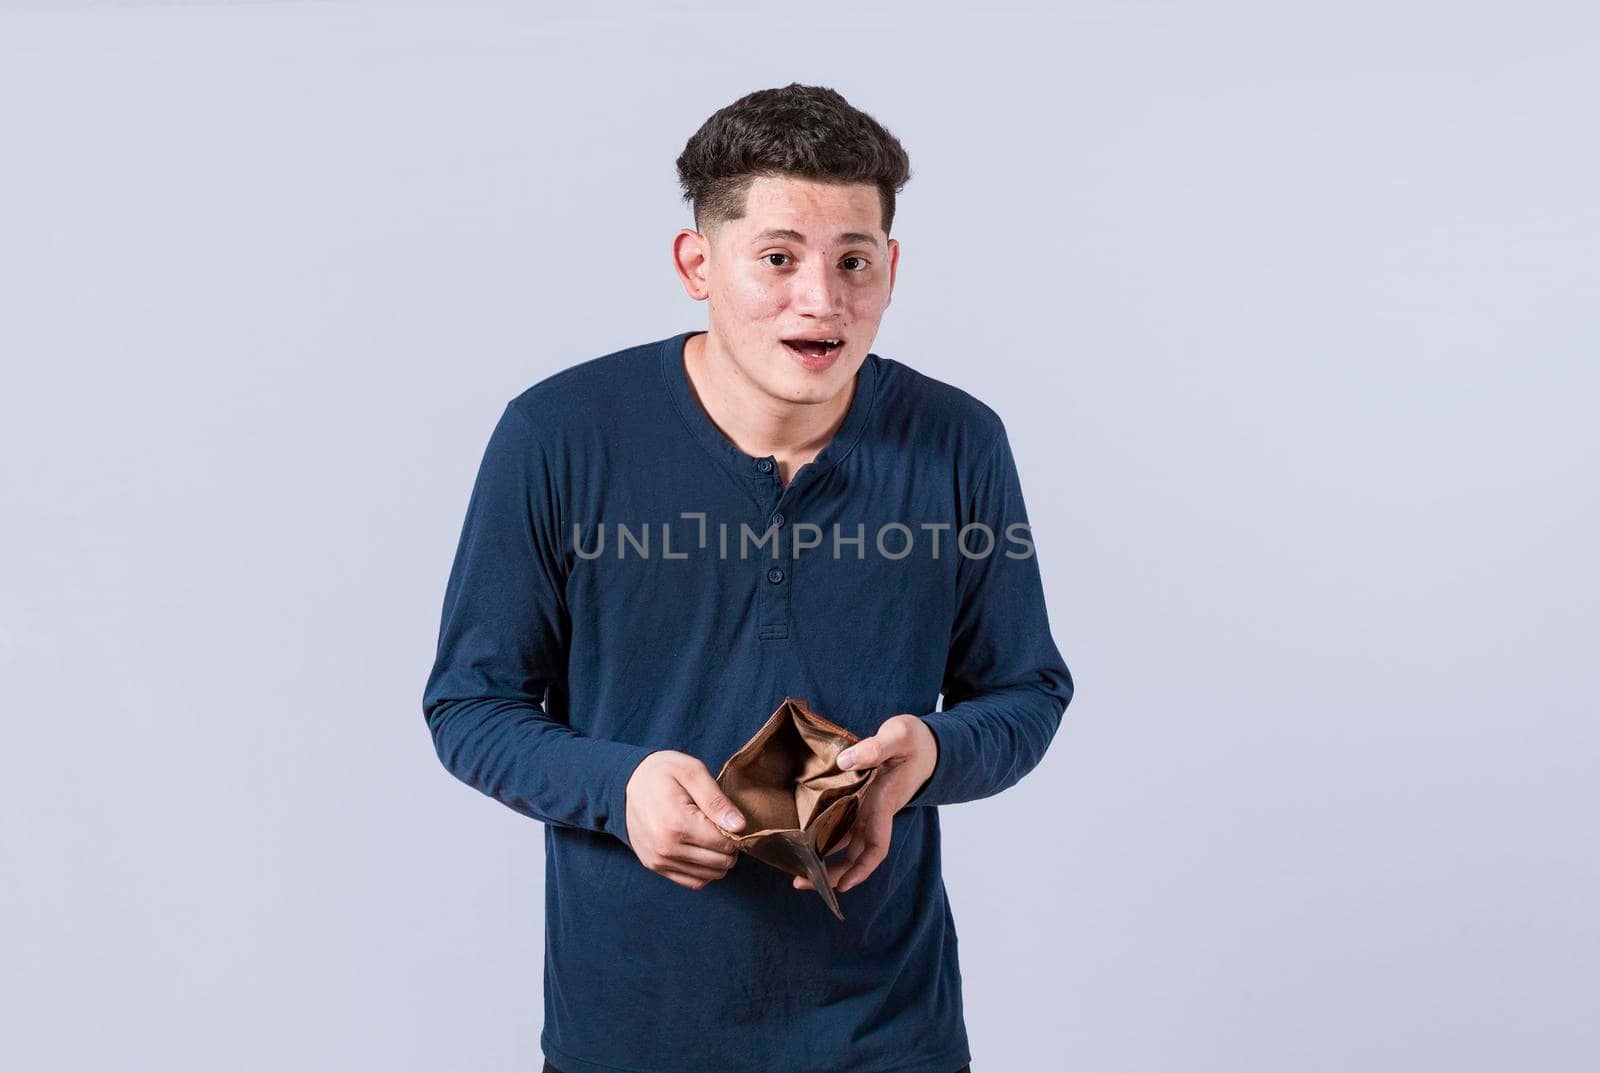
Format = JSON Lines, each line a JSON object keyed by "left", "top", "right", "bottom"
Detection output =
{"left": 681, "top": 765, "right": 746, "bottom": 831}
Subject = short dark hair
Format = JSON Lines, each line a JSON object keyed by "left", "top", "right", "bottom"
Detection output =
{"left": 675, "top": 83, "right": 913, "bottom": 240}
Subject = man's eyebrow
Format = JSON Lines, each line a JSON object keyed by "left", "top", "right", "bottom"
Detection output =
{"left": 751, "top": 228, "right": 881, "bottom": 249}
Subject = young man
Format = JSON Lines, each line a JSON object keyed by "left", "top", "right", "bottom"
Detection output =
{"left": 423, "top": 83, "right": 1073, "bottom": 1073}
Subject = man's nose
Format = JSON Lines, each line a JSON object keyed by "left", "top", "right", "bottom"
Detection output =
{"left": 790, "top": 258, "right": 844, "bottom": 315}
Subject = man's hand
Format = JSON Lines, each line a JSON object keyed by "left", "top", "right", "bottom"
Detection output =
{"left": 623, "top": 751, "right": 746, "bottom": 890}
{"left": 794, "top": 713, "right": 938, "bottom": 895}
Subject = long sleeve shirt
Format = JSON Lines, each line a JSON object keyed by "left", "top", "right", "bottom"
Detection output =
{"left": 421, "top": 329, "right": 1074, "bottom": 1073}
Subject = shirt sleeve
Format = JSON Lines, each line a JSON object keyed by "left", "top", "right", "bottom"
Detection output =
{"left": 903, "top": 420, "right": 1075, "bottom": 809}
{"left": 421, "top": 400, "right": 658, "bottom": 848}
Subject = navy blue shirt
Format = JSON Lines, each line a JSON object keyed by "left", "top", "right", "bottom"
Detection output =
{"left": 422, "top": 329, "right": 1073, "bottom": 1073}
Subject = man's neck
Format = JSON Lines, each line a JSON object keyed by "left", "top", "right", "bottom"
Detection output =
{"left": 684, "top": 330, "right": 856, "bottom": 486}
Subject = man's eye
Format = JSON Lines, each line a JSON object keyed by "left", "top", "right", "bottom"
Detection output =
{"left": 841, "top": 256, "right": 868, "bottom": 271}
{"left": 764, "top": 253, "right": 791, "bottom": 267}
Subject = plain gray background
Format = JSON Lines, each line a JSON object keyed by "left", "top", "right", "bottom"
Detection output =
{"left": 2, "top": 2, "right": 1595, "bottom": 1070}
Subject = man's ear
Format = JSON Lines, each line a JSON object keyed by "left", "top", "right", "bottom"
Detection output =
{"left": 885, "top": 237, "right": 900, "bottom": 305}
{"left": 672, "top": 228, "right": 711, "bottom": 301}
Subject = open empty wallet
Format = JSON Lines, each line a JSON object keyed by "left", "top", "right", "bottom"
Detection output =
{"left": 713, "top": 696, "right": 880, "bottom": 921}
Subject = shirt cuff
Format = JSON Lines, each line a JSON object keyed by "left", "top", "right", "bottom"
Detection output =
{"left": 603, "top": 743, "right": 661, "bottom": 850}
{"left": 903, "top": 713, "right": 948, "bottom": 809}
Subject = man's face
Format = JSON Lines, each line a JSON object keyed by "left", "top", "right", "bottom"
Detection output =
{"left": 677, "top": 175, "right": 900, "bottom": 406}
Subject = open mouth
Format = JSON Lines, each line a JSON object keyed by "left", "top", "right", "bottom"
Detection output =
{"left": 782, "top": 338, "right": 844, "bottom": 360}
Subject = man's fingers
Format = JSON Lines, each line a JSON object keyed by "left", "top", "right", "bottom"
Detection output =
{"left": 836, "top": 737, "right": 877, "bottom": 770}
{"left": 834, "top": 844, "right": 885, "bottom": 892}
{"left": 673, "top": 763, "right": 747, "bottom": 849}
{"left": 837, "top": 716, "right": 922, "bottom": 771}
{"left": 673, "top": 841, "right": 739, "bottom": 870}
{"left": 829, "top": 841, "right": 862, "bottom": 885}
{"left": 660, "top": 863, "right": 729, "bottom": 889}
{"left": 812, "top": 808, "right": 893, "bottom": 892}
{"left": 658, "top": 836, "right": 739, "bottom": 885}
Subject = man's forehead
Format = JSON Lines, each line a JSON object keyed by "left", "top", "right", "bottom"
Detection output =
{"left": 734, "top": 176, "right": 885, "bottom": 245}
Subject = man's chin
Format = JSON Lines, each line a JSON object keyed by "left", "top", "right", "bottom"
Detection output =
{"left": 771, "top": 365, "right": 853, "bottom": 404}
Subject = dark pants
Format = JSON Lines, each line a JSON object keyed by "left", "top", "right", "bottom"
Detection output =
{"left": 544, "top": 1063, "right": 969, "bottom": 1073}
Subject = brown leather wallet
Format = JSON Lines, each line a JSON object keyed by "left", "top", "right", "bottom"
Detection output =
{"left": 713, "top": 696, "right": 880, "bottom": 921}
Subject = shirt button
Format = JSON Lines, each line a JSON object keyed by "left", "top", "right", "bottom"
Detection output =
{"left": 771, "top": 512, "right": 785, "bottom": 528}
{"left": 767, "top": 567, "right": 785, "bottom": 584}
{"left": 755, "top": 458, "right": 774, "bottom": 473}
